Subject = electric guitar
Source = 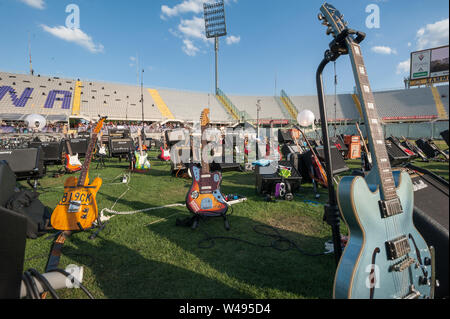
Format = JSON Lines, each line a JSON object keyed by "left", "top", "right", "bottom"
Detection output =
{"left": 135, "top": 129, "right": 151, "bottom": 170}
{"left": 319, "top": 3, "right": 434, "bottom": 299}
{"left": 51, "top": 117, "right": 107, "bottom": 231}
{"left": 186, "top": 109, "right": 228, "bottom": 217}
{"left": 299, "top": 128, "right": 328, "bottom": 188}
{"left": 64, "top": 138, "right": 82, "bottom": 173}
{"left": 159, "top": 130, "right": 171, "bottom": 161}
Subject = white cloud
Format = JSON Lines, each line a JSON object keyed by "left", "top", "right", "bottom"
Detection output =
{"left": 416, "top": 18, "right": 449, "bottom": 50}
{"left": 19, "top": 0, "right": 45, "bottom": 9}
{"left": 161, "top": 0, "right": 204, "bottom": 19}
{"left": 182, "top": 39, "right": 200, "bottom": 56}
{"left": 178, "top": 16, "right": 205, "bottom": 40}
{"left": 396, "top": 59, "right": 410, "bottom": 75}
{"left": 371, "top": 46, "right": 397, "bottom": 55}
{"left": 226, "top": 35, "right": 240, "bottom": 45}
{"left": 41, "top": 25, "right": 104, "bottom": 54}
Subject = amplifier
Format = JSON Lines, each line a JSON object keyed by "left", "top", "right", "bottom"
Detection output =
{"left": 0, "top": 148, "right": 44, "bottom": 180}
{"left": 0, "top": 206, "right": 27, "bottom": 299}
{"left": 29, "top": 141, "right": 64, "bottom": 163}
{"left": 315, "top": 146, "right": 349, "bottom": 175}
{"left": 281, "top": 144, "right": 303, "bottom": 158}
{"left": 344, "top": 135, "right": 360, "bottom": 145}
{"left": 166, "top": 129, "right": 187, "bottom": 144}
{"left": 109, "top": 138, "right": 134, "bottom": 155}
{"left": 77, "top": 131, "right": 91, "bottom": 139}
{"left": 416, "top": 139, "right": 440, "bottom": 159}
{"left": 66, "top": 138, "right": 89, "bottom": 157}
{"left": 109, "top": 129, "right": 131, "bottom": 138}
{"left": 278, "top": 129, "right": 293, "bottom": 144}
{"left": 0, "top": 161, "right": 17, "bottom": 207}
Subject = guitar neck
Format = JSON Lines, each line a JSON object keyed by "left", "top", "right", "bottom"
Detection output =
{"left": 77, "top": 131, "right": 99, "bottom": 187}
{"left": 347, "top": 39, "right": 397, "bottom": 201}
{"left": 201, "top": 129, "right": 210, "bottom": 174}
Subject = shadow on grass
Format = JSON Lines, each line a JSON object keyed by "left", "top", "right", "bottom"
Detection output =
{"left": 147, "top": 214, "right": 336, "bottom": 299}
{"left": 63, "top": 232, "right": 246, "bottom": 299}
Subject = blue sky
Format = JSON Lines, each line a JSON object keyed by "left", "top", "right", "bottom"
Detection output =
{"left": 0, "top": 0, "right": 448, "bottom": 96}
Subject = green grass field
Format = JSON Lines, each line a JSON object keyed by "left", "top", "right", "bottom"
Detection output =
{"left": 20, "top": 147, "right": 448, "bottom": 299}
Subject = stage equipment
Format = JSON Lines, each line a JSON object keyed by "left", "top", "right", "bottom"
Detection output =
{"left": 66, "top": 138, "right": 89, "bottom": 157}
{"left": 416, "top": 138, "right": 442, "bottom": 159}
{"left": 255, "top": 160, "right": 302, "bottom": 200}
{"left": 109, "top": 138, "right": 135, "bottom": 157}
{"left": 108, "top": 128, "right": 131, "bottom": 139}
{"left": 406, "top": 164, "right": 449, "bottom": 299}
{"left": 0, "top": 148, "right": 45, "bottom": 186}
{"left": 440, "top": 130, "right": 449, "bottom": 147}
{"left": 204, "top": 0, "right": 227, "bottom": 94}
{"left": 318, "top": 3, "right": 434, "bottom": 299}
{"left": 315, "top": 146, "right": 349, "bottom": 175}
{"left": 28, "top": 140, "right": 64, "bottom": 165}
{"left": 24, "top": 114, "right": 46, "bottom": 132}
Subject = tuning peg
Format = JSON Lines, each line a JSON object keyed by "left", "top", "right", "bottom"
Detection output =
{"left": 326, "top": 27, "right": 333, "bottom": 35}
{"left": 318, "top": 13, "right": 325, "bottom": 21}
{"left": 322, "top": 20, "right": 330, "bottom": 26}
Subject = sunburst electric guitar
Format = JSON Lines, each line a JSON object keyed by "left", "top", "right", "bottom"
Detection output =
{"left": 51, "top": 117, "right": 107, "bottom": 231}
{"left": 319, "top": 3, "right": 435, "bottom": 299}
{"left": 186, "top": 109, "right": 229, "bottom": 222}
{"left": 64, "top": 138, "right": 82, "bottom": 173}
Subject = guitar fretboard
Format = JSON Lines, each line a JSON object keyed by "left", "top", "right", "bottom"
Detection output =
{"left": 347, "top": 40, "right": 397, "bottom": 201}
{"left": 77, "top": 131, "right": 99, "bottom": 187}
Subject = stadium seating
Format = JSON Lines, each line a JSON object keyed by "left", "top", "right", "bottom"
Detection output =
{"left": 1, "top": 71, "right": 448, "bottom": 124}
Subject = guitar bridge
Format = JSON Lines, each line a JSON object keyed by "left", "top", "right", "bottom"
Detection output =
{"left": 379, "top": 198, "right": 403, "bottom": 218}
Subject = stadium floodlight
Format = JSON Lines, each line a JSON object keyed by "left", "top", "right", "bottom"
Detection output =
{"left": 204, "top": 0, "right": 227, "bottom": 94}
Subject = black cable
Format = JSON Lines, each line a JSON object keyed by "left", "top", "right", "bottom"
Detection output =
{"left": 23, "top": 271, "right": 40, "bottom": 299}
{"left": 21, "top": 273, "right": 35, "bottom": 299}
{"left": 47, "top": 268, "right": 95, "bottom": 299}
{"left": 197, "top": 220, "right": 326, "bottom": 257}
{"left": 28, "top": 268, "right": 60, "bottom": 299}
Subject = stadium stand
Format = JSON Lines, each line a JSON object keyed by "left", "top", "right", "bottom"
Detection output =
{"left": 1, "top": 71, "right": 448, "bottom": 124}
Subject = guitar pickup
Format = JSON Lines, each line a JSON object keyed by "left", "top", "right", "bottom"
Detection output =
{"left": 379, "top": 198, "right": 403, "bottom": 218}
{"left": 68, "top": 201, "right": 82, "bottom": 213}
{"left": 386, "top": 235, "right": 411, "bottom": 260}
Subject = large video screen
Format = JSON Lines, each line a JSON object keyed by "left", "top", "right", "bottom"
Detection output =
{"left": 411, "top": 45, "right": 449, "bottom": 84}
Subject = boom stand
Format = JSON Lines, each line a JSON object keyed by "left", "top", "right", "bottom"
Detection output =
{"left": 316, "top": 47, "right": 346, "bottom": 265}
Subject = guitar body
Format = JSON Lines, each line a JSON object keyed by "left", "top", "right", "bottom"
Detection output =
{"left": 335, "top": 170, "right": 432, "bottom": 299}
{"left": 51, "top": 174, "right": 102, "bottom": 231}
{"left": 186, "top": 165, "right": 228, "bottom": 216}
{"left": 311, "top": 155, "right": 328, "bottom": 187}
{"left": 65, "top": 153, "right": 82, "bottom": 172}
{"left": 135, "top": 151, "right": 151, "bottom": 170}
{"left": 160, "top": 147, "right": 171, "bottom": 161}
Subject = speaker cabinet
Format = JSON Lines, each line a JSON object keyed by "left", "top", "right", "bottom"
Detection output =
{"left": 109, "top": 138, "right": 135, "bottom": 155}
{"left": 277, "top": 129, "right": 293, "bottom": 144}
{"left": 29, "top": 141, "right": 64, "bottom": 164}
{"left": 0, "top": 148, "right": 44, "bottom": 180}
{"left": 0, "top": 206, "right": 27, "bottom": 299}
{"left": 315, "top": 146, "right": 349, "bottom": 175}
{"left": 0, "top": 161, "right": 17, "bottom": 207}
{"left": 66, "top": 138, "right": 89, "bottom": 157}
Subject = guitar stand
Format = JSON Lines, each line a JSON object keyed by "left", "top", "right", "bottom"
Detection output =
{"left": 95, "top": 154, "right": 107, "bottom": 169}
{"left": 176, "top": 213, "right": 230, "bottom": 231}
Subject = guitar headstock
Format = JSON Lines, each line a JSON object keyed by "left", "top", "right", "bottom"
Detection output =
{"left": 200, "top": 109, "right": 210, "bottom": 128}
{"left": 93, "top": 116, "right": 107, "bottom": 134}
{"left": 318, "top": 3, "right": 348, "bottom": 38}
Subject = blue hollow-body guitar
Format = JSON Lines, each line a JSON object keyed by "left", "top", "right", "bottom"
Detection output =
{"left": 319, "top": 3, "right": 435, "bottom": 299}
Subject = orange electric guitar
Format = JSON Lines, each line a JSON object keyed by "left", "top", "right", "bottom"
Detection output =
{"left": 51, "top": 117, "right": 107, "bottom": 231}
{"left": 186, "top": 109, "right": 229, "bottom": 229}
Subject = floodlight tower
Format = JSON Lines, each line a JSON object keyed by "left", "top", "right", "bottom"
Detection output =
{"left": 204, "top": 0, "right": 227, "bottom": 94}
